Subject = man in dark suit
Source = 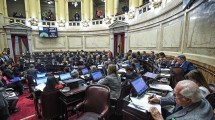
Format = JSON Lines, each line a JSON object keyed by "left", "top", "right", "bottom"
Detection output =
{"left": 26, "top": 64, "right": 38, "bottom": 99}
{"left": 148, "top": 80, "right": 215, "bottom": 120}
{"left": 177, "top": 55, "right": 195, "bottom": 74}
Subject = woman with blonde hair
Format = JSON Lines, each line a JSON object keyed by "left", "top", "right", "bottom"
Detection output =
{"left": 98, "top": 64, "right": 121, "bottom": 99}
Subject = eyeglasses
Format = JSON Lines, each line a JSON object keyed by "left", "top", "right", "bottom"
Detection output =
{"left": 173, "top": 93, "right": 185, "bottom": 99}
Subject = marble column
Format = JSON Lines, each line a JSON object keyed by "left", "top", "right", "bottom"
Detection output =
{"left": 90, "top": 0, "right": 93, "bottom": 20}
{"left": 139, "top": 0, "right": 143, "bottom": 6}
{"left": 25, "top": 0, "right": 40, "bottom": 19}
{"left": 114, "top": 0, "right": 119, "bottom": 16}
{"left": 106, "top": 0, "right": 114, "bottom": 17}
{"left": 82, "top": 0, "right": 91, "bottom": 20}
{"left": 0, "top": 0, "right": 8, "bottom": 17}
{"left": 55, "top": 0, "right": 67, "bottom": 20}
{"left": 129, "top": 0, "right": 139, "bottom": 10}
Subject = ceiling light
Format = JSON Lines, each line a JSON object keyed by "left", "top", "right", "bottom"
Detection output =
{"left": 47, "top": 1, "right": 51, "bottom": 4}
{"left": 72, "top": 2, "right": 78, "bottom": 7}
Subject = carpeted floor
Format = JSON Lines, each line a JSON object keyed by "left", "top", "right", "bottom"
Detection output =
{"left": 10, "top": 90, "right": 36, "bottom": 120}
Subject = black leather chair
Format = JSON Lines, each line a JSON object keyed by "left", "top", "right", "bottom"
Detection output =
{"left": 39, "top": 90, "right": 63, "bottom": 119}
{"left": 110, "top": 84, "right": 132, "bottom": 116}
{"left": 74, "top": 85, "right": 110, "bottom": 120}
{"left": 171, "top": 67, "right": 185, "bottom": 88}
{"left": 206, "top": 92, "right": 215, "bottom": 109}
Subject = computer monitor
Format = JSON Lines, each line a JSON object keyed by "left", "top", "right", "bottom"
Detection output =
{"left": 36, "top": 77, "right": 48, "bottom": 85}
{"left": 131, "top": 77, "right": 148, "bottom": 96}
{"left": 60, "top": 73, "right": 72, "bottom": 81}
{"left": 81, "top": 68, "right": 89, "bottom": 75}
{"left": 91, "top": 71, "right": 103, "bottom": 81}
{"left": 37, "top": 73, "right": 46, "bottom": 78}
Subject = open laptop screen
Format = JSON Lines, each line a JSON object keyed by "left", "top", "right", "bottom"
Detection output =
{"left": 37, "top": 73, "right": 46, "bottom": 78}
{"left": 60, "top": 73, "right": 72, "bottom": 81}
{"left": 91, "top": 71, "right": 103, "bottom": 81}
{"left": 81, "top": 68, "right": 89, "bottom": 75}
{"left": 36, "top": 77, "right": 48, "bottom": 85}
{"left": 131, "top": 77, "right": 148, "bottom": 96}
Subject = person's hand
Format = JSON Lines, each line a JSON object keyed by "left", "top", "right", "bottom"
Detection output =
{"left": 150, "top": 107, "right": 164, "bottom": 120}
{"left": 148, "top": 94, "right": 160, "bottom": 104}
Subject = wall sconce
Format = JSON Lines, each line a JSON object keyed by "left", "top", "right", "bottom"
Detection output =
{"left": 29, "top": 18, "right": 38, "bottom": 26}
{"left": 58, "top": 20, "right": 65, "bottom": 27}
{"left": 104, "top": 16, "right": 112, "bottom": 24}
{"left": 82, "top": 20, "right": 89, "bottom": 27}
{"left": 153, "top": 0, "right": 162, "bottom": 8}
{"left": 127, "top": 11, "right": 135, "bottom": 19}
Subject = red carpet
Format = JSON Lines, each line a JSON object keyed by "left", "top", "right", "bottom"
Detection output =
{"left": 10, "top": 90, "right": 36, "bottom": 120}
{"left": 9, "top": 89, "right": 78, "bottom": 120}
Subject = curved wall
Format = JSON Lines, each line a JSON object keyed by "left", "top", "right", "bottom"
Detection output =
{"left": 30, "top": 0, "right": 215, "bottom": 66}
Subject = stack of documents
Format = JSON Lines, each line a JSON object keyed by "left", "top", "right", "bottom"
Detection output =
{"left": 128, "top": 94, "right": 161, "bottom": 113}
{"left": 149, "top": 84, "right": 173, "bottom": 91}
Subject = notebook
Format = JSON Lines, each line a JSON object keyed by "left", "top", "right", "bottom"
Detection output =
{"left": 60, "top": 73, "right": 72, "bottom": 81}
{"left": 131, "top": 77, "right": 148, "bottom": 97}
{"left": 91, "top": 71, "right": 103, "bottom": 81}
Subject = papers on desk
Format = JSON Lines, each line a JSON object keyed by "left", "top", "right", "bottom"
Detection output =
{"left": 160, "top": 73, "right": 171, "bottom": 77}
{"left": 35, "top": 83, "right": 46, "bottom": 91}
{"left": 144, "top": 72, "right": 158, "bottom": 79}
{"left": 118, "top": 68, "right": 126, "bottom": 73}
{"left": 128, "top": 94, "right": 161, "bottom": 113}
{"left": 149, "top": 84, "right": 173, "bottom": 91}
{"left": 97, "top": 65, "right": 103, "bottom": 69}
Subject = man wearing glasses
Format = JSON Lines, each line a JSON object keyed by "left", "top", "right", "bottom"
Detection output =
{"left": 148, "top": 80, "right": 214, "bottom": 120}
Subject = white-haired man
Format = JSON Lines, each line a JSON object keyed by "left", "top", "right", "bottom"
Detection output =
{"left": 148, "top": 80, "right": 215, "bottom": 120}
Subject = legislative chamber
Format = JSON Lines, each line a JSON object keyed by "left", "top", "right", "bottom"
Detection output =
{"left": 0, "top": 0, "right": 215, "bottom": 120}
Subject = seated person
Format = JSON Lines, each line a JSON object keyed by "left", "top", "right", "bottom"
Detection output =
{"left": 43, "top": 76, "right": 63, "bottom": 92}
{"left": 1, "top": 69, "right": 23, "bottom": 95}
{"left": 97, "top": 64, "right": 121, "bottom": 99}
{"left": 121, "top": 65, "right": 139, "bottom": 86}
{"left": 177, "top": 55, "right": 195, "bottom": 74}
{"left": 148, "top": 80, "right": 215, "bottom": 120}
{"left": 0, "top": 80, "right": 9, "bottom": 120}
{"left": 185, "top": 70, "right": 212, "bottom": 97}
{"left": 0, "top": 78, "right": 19, "bottom": 113}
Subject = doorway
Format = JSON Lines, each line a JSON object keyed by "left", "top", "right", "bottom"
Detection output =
{"left": 11, "top": 34, "right": 29, "bottom": 63}
{"left": 114, "top": 33, "right": 125, "bottom": 57}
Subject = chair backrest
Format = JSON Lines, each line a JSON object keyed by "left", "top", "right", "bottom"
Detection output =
{"left": 41, "top": 90, "right": 61, "bottom": 119}
{"left": 171, "top": 67, "right": 185, "bottom": 87}
{"left": 83, "top": 85, "right": 110, "bottom": 114}
{"left": 116, "top": 84, "right": 132, "bottom": 113}
{"left": 206, "top": 92, "right": 215, "bottom": 109}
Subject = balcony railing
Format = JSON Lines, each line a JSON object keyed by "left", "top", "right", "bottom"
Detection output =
{"left": 3, "top": 2, "right": 156, "bottom": 28}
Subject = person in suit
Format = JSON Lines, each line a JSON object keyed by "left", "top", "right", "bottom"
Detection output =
{"left": 26, "top": 64, "right": 38, "bottom": 79}
{"left": 177, "top": 55, "right": 195, "bottom": 74}
{"left": 0, "top": 80, "right": 10, "bottom": 120}
{"left": 148, "top": 80, "right": 215, "bottom": 120}
{"left": 97, "top": 64, "right": 121, "bottom": 99}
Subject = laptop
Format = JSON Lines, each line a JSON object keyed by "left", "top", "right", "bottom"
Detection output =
{"left": 36, "top": 76, "right": 48, "bottom": 85}
{"left": 81, "top": 68, "right": 89, "bottom": 75}
{"left": 131, "top": 77, "right": 148, "bottom": 98}
{"left": 144, "top": 72, "right": 158, "bottom": 79}
{"left": 91, "top": 71, "right": 103, "bottom": 82}
{"left": 60, "top": 73, "right": 72, "bottom": 81}
{"left": 37, "top": 73, "right": 46, "bottom": 78}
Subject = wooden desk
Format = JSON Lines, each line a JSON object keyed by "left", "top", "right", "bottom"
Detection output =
{"left": 59, "top": 85, "right": 87, "bottom": 120}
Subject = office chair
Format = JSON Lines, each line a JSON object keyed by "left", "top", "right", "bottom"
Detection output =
{"left": 39, "top": 90, "right": 63, "bottom": 119}
{"left": 110, "top": 84, "right": 132, "bottom": 116}
{"left": 74, "top": 85, "right": 110, "bottom": 120}
{"left": 171, "top": 67, "right": 185, "bottom": 88}
{"left": 206, "top": 92, "right": 215, "bottom": 109}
